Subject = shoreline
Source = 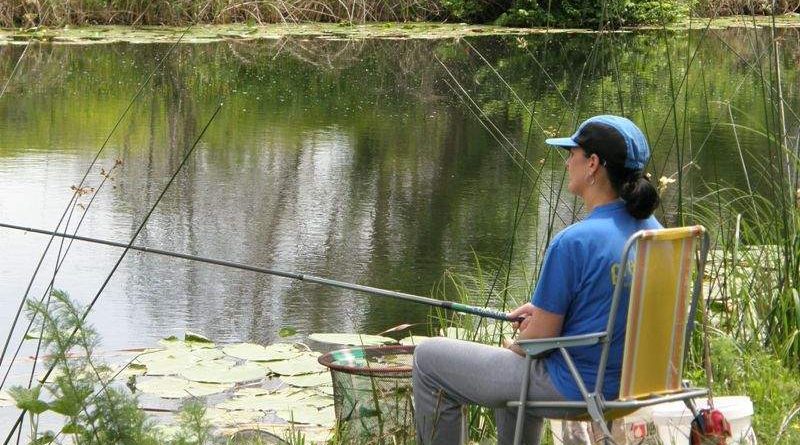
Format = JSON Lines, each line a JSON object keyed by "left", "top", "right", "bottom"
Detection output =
{"left": 2, "top": 15, "right": 800, "bottom": 45}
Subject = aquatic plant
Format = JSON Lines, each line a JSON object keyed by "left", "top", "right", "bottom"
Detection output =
{"left": 8, "top": 289, "right": 163, "bottom": 444}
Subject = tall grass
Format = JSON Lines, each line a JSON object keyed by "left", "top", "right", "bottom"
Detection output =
{"left": 0, "top": 0, "right": 441, "bottom": 27}
{"left": 426, "top": 14, "right": 800, "bottom": 444}
{"left": 1, "top": 0, "right": 798, "bottom": 27}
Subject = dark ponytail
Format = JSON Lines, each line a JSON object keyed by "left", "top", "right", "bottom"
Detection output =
{"left": 606, "top": 164, "right": 659, "bottom": 219}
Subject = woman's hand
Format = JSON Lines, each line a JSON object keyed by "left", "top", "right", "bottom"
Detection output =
{"left": 505, "top": 304, "right": 565, "bottom": 356}
{"left": 507, "top": 302, "right": 536, "bottom": 331}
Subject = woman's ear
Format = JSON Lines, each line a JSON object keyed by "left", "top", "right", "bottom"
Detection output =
{"left": 588, "top": 153, "right": 601, "bottom": 173}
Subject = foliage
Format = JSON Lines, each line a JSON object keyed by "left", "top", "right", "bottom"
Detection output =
{"left": 437, "top": 0, "right": 512, "bottom": 23}
{"left": 7, "top": 290, "right": 244, "bottom": 445}
{"left": 686, "top": 335, "right": 800, "bottom": 443}
{"left": 692, "top": 0, "right": 799, "bottom": 17}
{"left": 0, "top": 0, "right": 441, "bottom": 27}
{"left": 441, "top": 0, "right": 689, "bottom": 28}
{"left": 172, "top": 401, "right": 213, "bottom": 445}
{"left": 5, "top": 0, "right": 792, "bottom": 28}
{"left": 9, "top": 289, "right": 163, "bottom": 443}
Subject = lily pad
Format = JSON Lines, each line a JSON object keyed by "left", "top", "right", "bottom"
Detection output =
{"left": 113, "top": 362, "right": 148, "bottom": 380}
{"left": 223, "top": 342, "right": 300, "bottom": 361}
{"left": 233, "top": 387, "right": 272, "bottom": 398}
{"left": 217, "top": 393, "right": 300, "bottom": 411}
{"left": 307, "top": 333, "right": 397, "bottom": 346}
{"left": 279, "top": 327, "right": 298, "bottom": 337}
{"left": 205, "top": 407, "right": 264, "bottom": 426}
{"left": 185, "top": 331, "right": 213, "bottom": 343}
{"left": 217, "top": 386, "right": 325, "bottom": 411}
{"left": 316, "top": 386, "right": 334, "bottom": 396}
{"left": 181, "top": 362, "right": 265, "bottom": 384}
{"left": 281, "top": 373, "right": 331, "bottom": 388}
{"left": 153, "top": 424, "right": 183, "bottom": 441}
{"left": 440, "top": 327, "right": 468, "bottom": 339}
{"left": 134, "top": 349, "right": 196, "bottom": 375}
{"left": 137, "top": 376, "right": 233, "bottom": 399}
{"left": 159, "top": 336, "right": 214, "bottom": 350}
{"left": 399, "top": 335, "right": 431, "bottom": 345}
{"left": 263, "top": 352, "right": 326, "bottom": 376}
{"left": 217, "top": 423, "right": 332, "bottom": 444}
{"left": 263, "top": 343, "right": 303, "bottom": 360}
{"left": 190, "top": 348, "right": 226, "bottom": 361}
{"left": 291, "top": 393, "right": 333, "bottom": 409}
{"left": 222, "top": 343, "right": 270, "bottom": 361}
{"left": 276, "top": 405, "right": 335, "bottom": 426}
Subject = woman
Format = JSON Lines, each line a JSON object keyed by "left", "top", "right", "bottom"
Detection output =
{"left": 412, "top": 115, "right": 662, "bottom": 445}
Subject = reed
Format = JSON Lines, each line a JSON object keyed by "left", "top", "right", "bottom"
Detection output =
{"left": 0, "top": 0, "right": 441, "bottom": 27}
{"left": 426, "top": 12, "right": 800, "bottom": 442}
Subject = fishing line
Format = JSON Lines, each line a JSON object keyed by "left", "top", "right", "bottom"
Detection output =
{"left": 436, "top": 58, "right": 572, "bottom": 225}
{"left": 0, "top": 222, "right": 524, "bottom": 325}
{"left": 0, "top": 43, "right": 30, "bottom": 101}
{"left": 0, "top": 22, "right": 199, "bottom": 383}
{"left": 2, "top": 103, "right": 224, "bottom": 445}
{"left": 0, "top": 5, "right": 57, "bottom": 102}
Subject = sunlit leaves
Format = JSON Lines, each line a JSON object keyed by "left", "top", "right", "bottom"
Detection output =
{"left": 8, "top": 385, "right": 49, "bottom": 414}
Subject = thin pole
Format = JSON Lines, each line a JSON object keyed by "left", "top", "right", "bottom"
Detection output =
{"left": 0, "top": 222, "right": 520, "bottom": 323}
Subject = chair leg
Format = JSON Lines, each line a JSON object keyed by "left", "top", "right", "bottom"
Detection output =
{"left": 512, "top": 355, "right": 533, "bottom": 445}
{"left": 585, "top": 395, "right": 618, "bottom": 445}
{"left": 594, "top": 420, "right": 616, "bottom": 445}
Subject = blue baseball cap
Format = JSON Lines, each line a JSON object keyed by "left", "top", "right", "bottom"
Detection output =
{"left": 545, "top": 115, "right": 650, "bottom": 171}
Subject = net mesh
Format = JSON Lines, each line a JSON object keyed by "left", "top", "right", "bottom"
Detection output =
{"left": 318, "top": 345, "right": 416, "bottom": 444}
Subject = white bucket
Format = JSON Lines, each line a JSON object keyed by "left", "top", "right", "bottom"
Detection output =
{"left": 651, "top": 396, "right": 757, "bottom": 445}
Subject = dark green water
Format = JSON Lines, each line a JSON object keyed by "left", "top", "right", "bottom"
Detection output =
{"left": 0, "top": 28, "right": 797, "bottom": 366}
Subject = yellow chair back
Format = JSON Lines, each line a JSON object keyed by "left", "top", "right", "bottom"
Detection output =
{"left": 619, "top": 226, "right": 706, "bottom": 401}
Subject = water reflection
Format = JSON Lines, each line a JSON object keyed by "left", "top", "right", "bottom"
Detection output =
{"left": 0, "top": 29, "right": 798, "bottom": 362}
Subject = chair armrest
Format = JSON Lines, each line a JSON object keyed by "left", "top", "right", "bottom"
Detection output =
{"left": 515, "top": 332, "right": 607, "bottom": 358}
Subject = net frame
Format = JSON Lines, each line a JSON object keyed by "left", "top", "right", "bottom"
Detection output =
{"left": 318, "top": 344, "right": 414, "bottom": 377}
{"left": 318, "top": 345, "right": 416, "bottom": 443}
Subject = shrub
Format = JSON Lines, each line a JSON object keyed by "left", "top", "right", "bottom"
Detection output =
{"left": 495, "top": 0, "right": 686, "bottom": 27}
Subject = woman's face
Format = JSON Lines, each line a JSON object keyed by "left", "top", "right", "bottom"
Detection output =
{"left": 565, "top": 146, "right": 590, "bottom": 195}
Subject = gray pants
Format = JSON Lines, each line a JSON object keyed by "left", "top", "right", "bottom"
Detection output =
{"left": 412, "top": 337, "right": 566, "bottom": 445}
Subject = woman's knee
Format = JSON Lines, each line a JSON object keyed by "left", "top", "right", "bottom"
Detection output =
{"left": 412, "top": 337, "right": 451, "bottom": 374}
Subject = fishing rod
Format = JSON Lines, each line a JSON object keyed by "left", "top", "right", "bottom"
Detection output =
{"left": 0, "top": 222, "right": 521, "bottom": 323}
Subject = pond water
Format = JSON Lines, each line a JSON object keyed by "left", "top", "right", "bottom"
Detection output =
{"left": 0, "top": 28, "right": 798, "bottom": 394}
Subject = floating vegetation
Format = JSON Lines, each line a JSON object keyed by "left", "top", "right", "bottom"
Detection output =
{"left": 180, "top": 361, "right": 266, "bottom": 384}
{"left": 136, "top": 376, "right": 233, "bottom": 399}
{"left": 222, "top": 342, "right": 301, "bottom": 361}
{"left": 276, "top": 405, "right": 336, "bottom": 425}
{"left": 308, "top": 332, "right": 397, "bottom": 346}
{"left": 2, "top": 16, "right": 800, "bottom": 46}
{"left": 119, "top": 333, "right": 419, "bottom": 442}
{"left": 282, "top": 373, "right": 333, "bottom": 388}
{"left": 262, "top": 351, "right": 327, "bottom": 376}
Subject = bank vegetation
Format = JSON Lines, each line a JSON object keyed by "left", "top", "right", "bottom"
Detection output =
{"left": 1, "top": 0, "right": 799, "bottom": 29}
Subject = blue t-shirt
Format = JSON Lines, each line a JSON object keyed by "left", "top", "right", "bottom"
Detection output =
{"left": 531, "top": 200, "right": 662, "bottom": 401}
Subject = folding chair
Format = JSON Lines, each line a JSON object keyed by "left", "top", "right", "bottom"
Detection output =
{"left": 508, "top": 225, "right": 711, "bottom": 445}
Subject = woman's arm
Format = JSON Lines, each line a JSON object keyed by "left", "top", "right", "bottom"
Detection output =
{"left": 505, "top": 303, "right": 564, "bottom": 356}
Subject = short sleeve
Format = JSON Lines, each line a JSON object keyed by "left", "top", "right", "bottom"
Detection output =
{"left": 531, "top": 237, "right": 576, "bottom": 315}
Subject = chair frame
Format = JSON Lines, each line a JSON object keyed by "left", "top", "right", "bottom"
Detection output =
{"left": 508, "top": 226, "right": 711, "bottom": 445}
